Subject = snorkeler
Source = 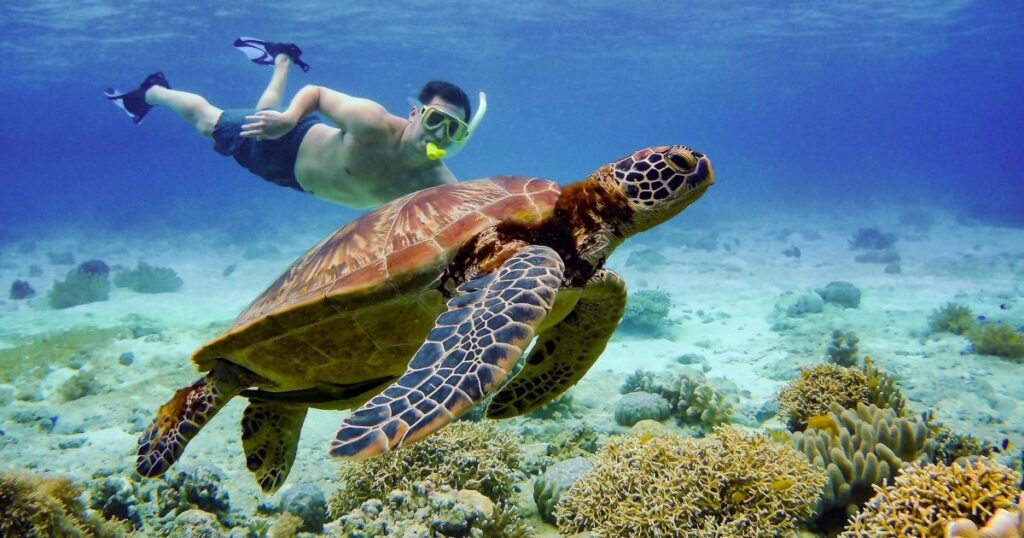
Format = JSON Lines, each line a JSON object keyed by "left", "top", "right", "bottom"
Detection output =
{"left": 105, "top": 38, "right": 486, "bottom": 209}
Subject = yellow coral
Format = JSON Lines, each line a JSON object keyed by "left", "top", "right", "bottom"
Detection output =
{"left": 946, "top": 491, "right": 1023, "bottom": 537}
{"left": 556, "top": 426, "right": 826, "bottom": 537}
{"left": 777, "top": 363, "right": 871, "bottom": 429}
{"left": 841, "top": 460, "right": 1021, "bottom": 537}
{"left": 0, "top": 471, "right": 125, "bottom": 537}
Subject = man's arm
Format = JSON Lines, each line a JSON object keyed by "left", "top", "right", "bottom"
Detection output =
{"left": 241, "top": 85, "right": 389, "bottom": 140}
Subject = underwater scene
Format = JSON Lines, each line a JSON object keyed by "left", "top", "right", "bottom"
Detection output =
{"left": 2, "top": 1, "right": 1024, "bottom": 537}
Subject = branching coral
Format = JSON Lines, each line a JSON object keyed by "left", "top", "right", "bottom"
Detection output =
{"left": 113, "top": 261, "right": 184, "bottom": 293}
{"left": 862, "top": 357, "right": 909, "bottom": 417}
{"left": 620, "top": 370, "right": 734, "bottom": 430}
{"left": 777, "top": 363, "right": 871, "bottom": 430}
{"left": 328, "top": 421, "right": 523, "bottom": 516}
{"left": 0, "top": 470, "right": 127, "bottom": 537}
{"left": 841, "top": 460, "right": 1021, "bottom": 537}
{"left": 788, "top": 402, "right": 936, "bottom": 530}
{"left": 619, "top": 288, "right": 673, "bottom": 335}
{"left": 556, "top": 427, "right": 826, "bottom": 537}
{"left": 929, "top": 302, "right": 977, "bottom": 335}
{"left": 970, "top": 322, "right": 1024, "bottom": 361}
{"left": 47, "top": 260, "right": 111, "bottom": 309}
{"left": 946, "top": 491, "right": 1024, "bottom": 538}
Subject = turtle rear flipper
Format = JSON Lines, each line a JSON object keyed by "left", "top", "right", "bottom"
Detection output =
{"left": 488, "top": 269, "right": 627, "bottom": 418}
{"left": 241, "top": 401, "right": 308, "bottom": 493}
{"left": 136, "top": 361, "right": 261, "bottom": 478}
{"left": 329, "top": 245, "right": 565, "bottom": 459}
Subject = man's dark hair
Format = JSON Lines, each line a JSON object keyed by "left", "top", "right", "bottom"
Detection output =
{"left": 418, "top": 80, "right": 471, "bottom": 121}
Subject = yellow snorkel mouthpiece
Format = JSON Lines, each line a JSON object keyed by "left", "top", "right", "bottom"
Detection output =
{"left": 426, "top": 142, "right": 447, "bottom": 161}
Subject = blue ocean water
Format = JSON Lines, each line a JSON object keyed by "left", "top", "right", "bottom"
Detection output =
{"left": 2, "top": 2, "right": 1024, "bottom": 536}
{"left": 2, "top": 1, "right": 1022, "bottom": 233}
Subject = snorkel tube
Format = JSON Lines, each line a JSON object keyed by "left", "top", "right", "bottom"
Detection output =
{"left": 425, "top": 91, "right": 487, "bottom": 161}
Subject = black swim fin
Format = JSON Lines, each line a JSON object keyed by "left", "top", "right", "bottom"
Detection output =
{"left": 233, "top": 37, "right": 311, "bottom": 72}
{"left": 105, "top": 72, "right": 170, "bottom": 124}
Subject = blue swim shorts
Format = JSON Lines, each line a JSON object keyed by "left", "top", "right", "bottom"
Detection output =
{"left": 212, "top": 109, "right": 322, "bottom": 192}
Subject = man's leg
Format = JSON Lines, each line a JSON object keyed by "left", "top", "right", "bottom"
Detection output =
{"left": 145, "top": 86, "right": 223, "bottom": 139}
{"left": 255, "top": 54, "right": 291, "bottom": 111}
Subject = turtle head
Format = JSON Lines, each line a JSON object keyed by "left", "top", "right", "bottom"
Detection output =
{"left": 611, "top": 145, "right": 714, "bottom": 235}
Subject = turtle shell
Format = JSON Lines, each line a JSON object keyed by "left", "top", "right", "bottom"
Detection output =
{"left": 193, "top": 177, "right": 561, "bottom": 393}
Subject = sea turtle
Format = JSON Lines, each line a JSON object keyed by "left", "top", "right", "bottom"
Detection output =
{"left": 137, "top": 145, "right": 714, "bottom": 492}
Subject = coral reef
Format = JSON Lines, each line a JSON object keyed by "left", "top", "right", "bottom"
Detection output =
{"left": 613, "top": 391, "right": 672, "bottom": 426}
{"left": 556, "top": 427, "right": 826, "bottom": 537}
{"left": 619, "top": 288, "right": 673, "bottom": 335}
{"left": 329, "top": 421, "right": 523, "bottom": 515}
{"left": 932, "top": 427, "right": 1011, "bottom": 466}
{"left": 153, "top": 465, "right": 233, "bottom": 526}
{"left": 334, "top": 481, "right": 532, "bottom": 538}
{"left": 620, "top": 370, "right": 734, "bottom": 431}
{"left": 929, "top": 302, "right": 978, "bottom": 335}
{"left": 0, "top": 470, "right": 126, "bottom": 537}
{"left": 57, "top": 369, "right": 107, "bottom": 401}
{"left": 862, "top": 357, "right": 909, "bottom": 417}
{"left": 946, "top": 491, "right": 1024, "bottom": 538}
{"left": 113, "top": 261, "right": 184, "bottom": 293}
{"left": 841, "top": 460, "right": 1021, "bottom": 537}
{"left": 47, "top": 259, "right": 111, "bottom": 309}
{"left": 533, "top": 457, "right": 593, "bottom": 525}
{"left": 788, "top": 402, "right": 936, "bottom": 530}
{"left": 10, "top": 279, "right": 35, "bottom": 300}
{"left": 826, "top": 329, "right": 860, "bottom": 367}
{"left": 777, "top": 363, "right": 871, "bottom": 430}
{"left": 969, "top": 322, "right": 1024, "bottom": 360}
{"left": 849, "top": 227, "right": 898, "bottom": 250}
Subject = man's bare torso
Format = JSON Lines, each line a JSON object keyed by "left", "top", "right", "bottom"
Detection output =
{"left": 294, "top": 123, "right": 454, "bottom": 208}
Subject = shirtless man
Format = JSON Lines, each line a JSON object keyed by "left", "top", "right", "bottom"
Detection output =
{"left": 106, "top": 39, "right": 485, "bottom": 208}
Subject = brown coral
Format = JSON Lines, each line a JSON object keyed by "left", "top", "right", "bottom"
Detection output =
{"left": 777, "top": 363, "right": 871, "bottom": 430}
{"left": 841, "top": 460, "right": 1021, "bottom": 537}
{"left": 0, "top": 471, "right": 126, "bottom": 537}
{"left": 788, "top": 402, "right": 936, "bottom": 530}
{"left": 556, "top": 427, "right": 826, "bottom": 538}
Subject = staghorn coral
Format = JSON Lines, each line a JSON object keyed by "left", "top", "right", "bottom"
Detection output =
{"left": 929, "top": 302, "right": 978, "bottom": 335}
{"left": 329, "top": 421, "right": 523, "bottom": 516}
{"left": 862, "top": 356, "right": 909, "bottom": 417}
{"left": 0, "top": 470, "right": 127, "bottom": 537}
{"left": 970, "top": 322, "right": 1024, "bottom": 361}
{"left": 826, "top": 330, "right": 860, "bottom": 367}
{"left": 946, "top": 491, "right": 1024, "bottom": 538}
{"left": 841, "top": 460, "right": 1021, "bottom": 537}
{"left": 788, "top": 402, "right": 936, "bottom": 530}
{"left": 556, "top": 427, "right": 826, "bottom": 537}
{"left": 777, "top": 363, "right": 871, "bottom": 430}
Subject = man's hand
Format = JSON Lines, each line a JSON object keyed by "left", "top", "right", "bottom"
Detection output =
{"left": 241, "top": 110, "right": 296, "bottom": 140}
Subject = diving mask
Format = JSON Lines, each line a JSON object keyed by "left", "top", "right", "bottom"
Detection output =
{"left": 412, "top": 91, "right": 487, "bottom": 161}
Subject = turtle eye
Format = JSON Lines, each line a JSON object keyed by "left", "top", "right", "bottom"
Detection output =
{"left": 666, "top": 152, "right": 694, "bottom": 173}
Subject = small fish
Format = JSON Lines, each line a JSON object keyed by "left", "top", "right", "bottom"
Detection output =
{"left": 730, "top": 491, "right": 749, "bottom": 503}
{"left": 771, "top": 479, "right": 794, "bottom": 492}
{"left": 999, "top": 303, "right": 1009, "bottom": 310}
{"left": 977, "top": 315, "right": 987, "bottom": 322}
{"left": 806, "top": 415, "right": 840, "bottom": 436}
{"left": 1001, "top": 438, "right": 1011, "bottom": 451}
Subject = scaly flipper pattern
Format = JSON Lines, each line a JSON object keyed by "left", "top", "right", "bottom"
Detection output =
{"left": 329, "top": 245, "right": 565, "bottom": 459}
{"left": 136, "top": 361, "right": 258, "bottom": 478}
{"left": 488, "top": 269, "right": 626, "bottom": 418}
{"left": 241, "top": 401, "right": 308, "bottom": 493}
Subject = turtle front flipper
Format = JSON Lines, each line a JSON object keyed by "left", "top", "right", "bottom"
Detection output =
{"left": 487, "top": 269, "right": 626, "bottom": 418}
{"left": 136, "top": 360, "right": 260, "bottom": 478}
{"left": 241, "top": 401, "right": 308, "bottom": 493}
{"left": 329, "top": 245, "right": 565, "bottom": 459}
